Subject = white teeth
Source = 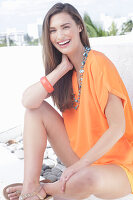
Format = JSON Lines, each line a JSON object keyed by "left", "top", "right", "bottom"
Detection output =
{"left": 58, "top": 40, "right": 70, "bottom": 45}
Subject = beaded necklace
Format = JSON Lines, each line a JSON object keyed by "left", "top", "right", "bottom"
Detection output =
{"left": 72, "top": 46, "right": 91, "bottom": 110}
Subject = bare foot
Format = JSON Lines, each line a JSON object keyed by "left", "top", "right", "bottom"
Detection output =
{"left": 20, "top": 183, "right": 47, "bottom": 200}
{"left": 6, "top": 184, "right": 22, "bottom": 200}
{"left": 5, "top": 183, "right": 47, "bottom": 200}
{"left": 5, "top": 180, "right": 52, "bottom": 200}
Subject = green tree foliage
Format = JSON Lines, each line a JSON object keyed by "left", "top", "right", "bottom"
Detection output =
{"left": 28, "top": 38, "right": 39, "bottom": 46}
{"left": 24, "top": 34, "right": 33, "bottom": 43}
{"left": 83, "top": 13, "right": 108, "bottom": 37}
{"left": 24, "top": 34, "right": 39, "bottom": 45}
{"left": 108, "top": 21, "right": 118, "bottom": 36}
{"left": 9, "top": 38, "right": 16, "bottom": 46}
{"left": 120, "top": 19, "right": 133, "bottom": 35}
{"left": 0, "top": 37, "right": 7, "bottom": 47}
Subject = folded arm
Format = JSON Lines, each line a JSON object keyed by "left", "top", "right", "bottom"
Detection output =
{"left": 81, "top": 92, "right": 125, "bottom": 164}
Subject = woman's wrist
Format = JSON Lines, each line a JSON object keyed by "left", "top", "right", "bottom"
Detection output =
{"left": 40, "top": 64, "right": 70, "bottom": 94}
{"left": 80, "top": 158, "right": 91, "bottom": 167}
{"left": 57, "top": 63, "right": 71, "bottom": 75}
{"left": 45, "top": 65, "right": 68, "bottom": 87}
{"left": 40, "top": 76, "right": 54, "bottom": 93}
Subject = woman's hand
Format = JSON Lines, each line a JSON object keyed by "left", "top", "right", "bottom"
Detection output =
{"left": 60, "top": 159, "right": 90, "bottom": 192}
{"left": 59, "top": 54, "right": 73, "bottom": 73}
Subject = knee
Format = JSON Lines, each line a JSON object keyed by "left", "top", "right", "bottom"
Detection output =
{"left": 24, "top": 101, "right": 49, "bottom": 119}
{"left": 81, "top": 168, "right": 100, "bottom": 191}
{"left": 81, "top": 167, "right": 103, "bottom": 192}
{"left": 66, "top": 167, "right": 102, "bottom": 198}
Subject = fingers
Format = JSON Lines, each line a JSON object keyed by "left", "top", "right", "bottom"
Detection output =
{"left": 60, "top": 170, "right": 76, "bottom": 192}
{"left": 60, "top": 177, "right": 67, "bottom": 192}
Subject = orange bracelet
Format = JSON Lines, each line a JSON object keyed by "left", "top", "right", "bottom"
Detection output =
{"left": 40, "top": 76, "right": 54, "bottom": 93}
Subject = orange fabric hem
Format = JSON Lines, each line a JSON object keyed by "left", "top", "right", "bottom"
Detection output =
{"left": 119, "top": 164, "right": 133, "bottom": 194}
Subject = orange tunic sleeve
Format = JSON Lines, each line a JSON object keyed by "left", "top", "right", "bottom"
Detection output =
{"left": 91, "top": 51, "right": 127, "bottom": 114}
{"left": 91, "top": 51, "right": 133, "bottom": 144}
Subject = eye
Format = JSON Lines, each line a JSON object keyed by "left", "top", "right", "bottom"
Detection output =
{"left": 63, "top": 26, "right": 70, "bottom": 29}
{"left": 50, "top": 29, "right": 56, "bottom": 33}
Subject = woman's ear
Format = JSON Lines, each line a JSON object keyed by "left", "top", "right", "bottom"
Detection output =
{"left": 79, "top": 25, "right": 83, "bottom": 32}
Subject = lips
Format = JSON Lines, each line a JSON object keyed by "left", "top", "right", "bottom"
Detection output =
{"left": 57, "top": 40, "right": 70, "bottom": 47}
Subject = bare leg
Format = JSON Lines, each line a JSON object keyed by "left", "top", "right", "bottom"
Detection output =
{"left": 43, "top": 164, "right": 132, "bottom": 200}
{"left": 6, "top": 101, "right": 79, "bottom": 199}
{"left": 22, "top": 101, "right": 79, "bottom": 196}
{"left": 7, "top": 164, "right": 131, "bottom": 200}
{"left": 21, "top": 105, "right": 47, "bottom": 195}
{"left": 5, "top": 102, "right": 131, "bottom": 199}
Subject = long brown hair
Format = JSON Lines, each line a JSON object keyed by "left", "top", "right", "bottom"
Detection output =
{"left": 42, "top": 3, "right": 90, "bottom": 112}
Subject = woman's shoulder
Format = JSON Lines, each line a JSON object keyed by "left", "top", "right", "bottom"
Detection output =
{"left": 87, "top": 49, "right": 116, "bottom": 74}
{"left": 88, "top": 49, "right": 111, "bottom": 64}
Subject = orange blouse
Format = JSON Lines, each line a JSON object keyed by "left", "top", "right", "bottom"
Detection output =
{"left": 62, "top": 50, "right": 133, "bottom": 172}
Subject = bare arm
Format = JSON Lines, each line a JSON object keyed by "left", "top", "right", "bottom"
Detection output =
{"left": 22, "top": 55, "right": 73, "bottom": 109}
{"left": 81, "top": 93, "right": 125, "bottom": 165}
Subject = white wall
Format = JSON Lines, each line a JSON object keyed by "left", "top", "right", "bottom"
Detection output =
{"left": 0, "top": 34, "right": 133, "bottom": 132}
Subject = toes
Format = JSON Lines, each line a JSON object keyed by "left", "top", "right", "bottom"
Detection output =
{"left": 5, "top": 185, "right": 22, "bottom": 200}
{"left": 7, "top": 193, "right": 19, "bottom": 200}
{"left": 8, "top": 191, "right": 20, "bottom": 197}
{"left": 9, "top": 197, "right": 19, "bottom": 200}
{"left": 6, "top": 187, "right": 14, "bottom": 193}
{"left": 6, "top": 185, "right": 22, "bottom": 193}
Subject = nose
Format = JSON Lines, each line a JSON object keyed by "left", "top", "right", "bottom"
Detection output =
{"left": 56, "top": 30, "right": 64, "bottom": 41}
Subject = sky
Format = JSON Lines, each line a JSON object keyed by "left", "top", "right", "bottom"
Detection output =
{"left": 0, "top": 0, "right": 133, "bottom": 33}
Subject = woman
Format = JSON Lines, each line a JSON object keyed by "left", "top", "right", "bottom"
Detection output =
{"left": 3, "top": 3, "right": 133, "bottom": 200}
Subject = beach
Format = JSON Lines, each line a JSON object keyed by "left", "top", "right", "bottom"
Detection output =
{"left": 0, "top": 34, "right": 133, "bottom": 199}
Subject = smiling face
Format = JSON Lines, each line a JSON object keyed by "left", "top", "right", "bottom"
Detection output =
{"left": 49, "top": 12, "right": 83, "bottom": 55}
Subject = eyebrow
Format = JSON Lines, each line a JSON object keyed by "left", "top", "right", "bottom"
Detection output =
{"left": 50, "top": 23, "right": 71, "bottom": 29}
